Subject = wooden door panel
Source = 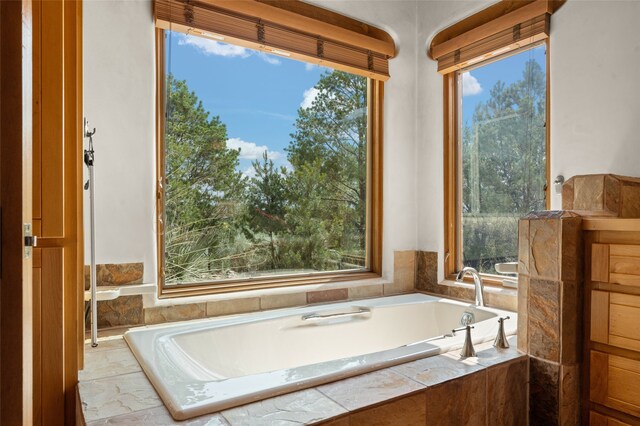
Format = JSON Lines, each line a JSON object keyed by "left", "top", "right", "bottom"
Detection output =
{"left": 591, "top": 351, "right": 640, "bottom": 418}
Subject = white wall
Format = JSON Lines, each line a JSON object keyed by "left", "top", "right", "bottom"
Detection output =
{"left": 83, "top": 0, "right": 157, "bottom": 283}
{"left": 84, "top": 0, "right": 640, "bottom": 289}
{"left": 549, "top": 0, "right": 640, "bottom": 208}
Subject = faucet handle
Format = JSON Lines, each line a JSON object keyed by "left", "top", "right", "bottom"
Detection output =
{"left": 493, "top": 316, "right": 510, "bottom": 349}
{"left": 460, "top": 325, "right": 477, "bottom": 358}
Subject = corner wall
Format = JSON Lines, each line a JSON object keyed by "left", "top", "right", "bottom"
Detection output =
{"left": 416, "top": 0, "right": 640, "bottom": 281}
{"left": 83, "top": 0, "right": 156, "bottom": 284}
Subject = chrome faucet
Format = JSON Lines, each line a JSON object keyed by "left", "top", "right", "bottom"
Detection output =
{"left": 456, "top": 267, "right": 485, "bottom": 307}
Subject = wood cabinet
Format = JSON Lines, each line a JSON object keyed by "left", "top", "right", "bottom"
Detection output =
{"left": 585, "top": 220, "right": 640, "bottom": 425}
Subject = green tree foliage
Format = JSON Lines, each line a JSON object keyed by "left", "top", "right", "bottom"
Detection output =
{"left": 287, "top": 71, "right": 368, "bottom": 265}
{"left": 244, "top": 151, "right": 288, "bottom": 269}
{"left": 163, "top": 75, "right": 244, "bottom": 283}
{"left": 461, "top": 59, "right": 546, "bottom": 273}
{"left": 163, "top": 70, "right": 369, "bottom": 283}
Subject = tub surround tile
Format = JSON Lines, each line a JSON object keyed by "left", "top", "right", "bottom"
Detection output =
{"left": 485, "top": 290, "right": 517, "bottom": 312}
{"left": 86, "top": 405, "right": 229, "bottom": 425}
{"left": 206, "top": 297, "right": 260, "bottom": 317}
{"left": 559, "top": 363, "right": 581, "bottom": 426}
{"left": 470, "top": 336, "right": 524, "bottom": 368}
{"left": 517, "top": 275, "right": 528, "bottom": 353}
{"left": 97, "top": 295, "right": 143, "bottom": 328}
{"left": 391, "top": 250, "right": 416, "bottom": 293}
{"left": 560, "top": 280, "right": 582, "bottom": 364}
{"left": 392, "top": 352, "right": 484, "bottom": 387}
{"left": 560, "top": 217, "right": 583, "bottom": 282}
{"left": 315, "top": 415, "right": 351, "bottom": 426}
{"left": 347, "top": 284, "right": 383, "bottom": 300}
{"left": 529, "top": 357, "right": 559, "bottom": 426}
{"left": 518, "top": 210, "right": 584, "bottom": 426}
{"left": 317, "top": 369, "right": 424, "bottom": 411}
{"left": 446, "top": 284, "right": 475, "bottom": 302}
{"left": 144, "top": 303, "right": 206, "bottom": 325}
{"left": 424, "top": 370, "right": 487, "bottom": 426}
{"left": 528, "top": 218, "right": 560, "bottom": 280}
{"left": 349, "top": 393, "right": 426, "bottom": 426}
{"left": 221, "top": 389, "right": 346, "bottom": 426}
{"left": 415, "top": 251, "right": 438, "bottom": 292}
{"left": 528, "top": 278, "right": 560, "bottom": 362}
{"left": 486, "top": 358, "right": 528, "bottom": 426}
{"left": 79, "top": 371, "right": 163, "bottom": 422}
{"left": 259, "top": 292, "right": 307, "bottom": 310}
{"left": 307, "top": 288, "right": 348, "bottom": 304}
{"left": 85, "top": 262, "right": 144, "bottom": 289}
{"left": 79, "top": 347, "right": 141, "bottom": 381}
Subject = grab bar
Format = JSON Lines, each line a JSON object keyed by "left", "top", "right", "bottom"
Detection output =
{"left": 302, "top": 307, "right": 371, "bottom": 322}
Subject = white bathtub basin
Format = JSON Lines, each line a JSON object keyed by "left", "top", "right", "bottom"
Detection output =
{"left": 124, "top": 293, "right": 517, "bottom": 420}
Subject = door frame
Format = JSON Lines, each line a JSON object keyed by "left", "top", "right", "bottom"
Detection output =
{"left": 1, "top": 0, "right": 34, "bottom": 424}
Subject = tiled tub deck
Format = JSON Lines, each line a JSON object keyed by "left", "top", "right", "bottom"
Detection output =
{"left": 78, "top": 330, "right": 526, "bottom": 425}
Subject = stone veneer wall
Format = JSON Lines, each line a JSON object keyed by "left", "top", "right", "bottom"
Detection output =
{"left": 517, "top": 211, "right": 583, "bottom": 425}
{"left": 92, "top": 250, "right": 518, "bottom": 329}
{"left": 85, "top": 263, "right": 145, "bottom": 328}
{"left": 143, "top": 251, "right": 417, "bottom": 325}
{"left": 414, "top": 250, "right": 518, "bottom": 311}
{"left": 563, "top": 174, "right": 640, "bottom": 217}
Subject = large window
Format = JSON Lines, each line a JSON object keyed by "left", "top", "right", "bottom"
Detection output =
{"left": 458, "top": 44, "right": 547, "bottom": 276}
{"left": 157, "top": 30, "right": 383, "bottom": 294}
{"left": 445, "top": 43, "right": 549, "bottom": 281}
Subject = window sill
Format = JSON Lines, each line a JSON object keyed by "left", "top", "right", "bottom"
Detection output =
{"left": 143, "top": 276, "right": 391, "bottom": 309}
{"left": 439, "top": 279, "right": 518, "bottom": 298}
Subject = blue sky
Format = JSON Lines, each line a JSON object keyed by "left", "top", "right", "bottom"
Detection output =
{"left": 461, "top": 44, "right": 546, "bottom": 125}
{"left": 166, "top": 31, "right": 329, "bottom": 176}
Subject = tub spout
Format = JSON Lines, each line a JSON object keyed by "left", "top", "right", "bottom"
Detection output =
{"left": 456, "top": 267, "right": 485, "bottom": 307}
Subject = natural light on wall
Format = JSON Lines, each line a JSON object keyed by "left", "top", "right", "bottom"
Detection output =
{"left": 161, "top": 31, "right": 369, "bottom": 286}
{"left": 459, "top": 44, "right": 547, "bottom": 275}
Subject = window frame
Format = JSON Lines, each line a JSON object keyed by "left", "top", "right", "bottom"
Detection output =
{"left": 443, "top": 40, "right": 551, "bottom": 285}
{"left": 155, "top": 29, "right": 384, "bottom": 298}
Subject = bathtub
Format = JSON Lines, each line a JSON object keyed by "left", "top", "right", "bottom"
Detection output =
{"left": 124, "top": 293, "right": 517, "bottom": 420}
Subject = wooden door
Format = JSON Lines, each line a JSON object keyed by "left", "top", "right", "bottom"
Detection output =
{"left": 1, "top": 0, "right": 35, "bottom": 424}
{"left": 31, "top": 0, "right": 84, "bottom": 424}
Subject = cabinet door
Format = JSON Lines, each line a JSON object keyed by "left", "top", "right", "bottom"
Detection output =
{"left": 590, "top": 410, "right": 632, "bottom": 426}
{"left": 592, "top": 244, "right": 640, "bottom": 287}
{"left": 591, "top": 351, "right": 640, "bottom": 418}
{"left": 591, "top": 291, "right": 640, "bottom": 352}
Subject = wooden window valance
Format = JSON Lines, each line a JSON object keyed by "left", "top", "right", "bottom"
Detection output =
{"left": 429, "top": 0, "right": 564, "bottom": 74}
{"left": 154, "top": 0, "right": 396, "bottom": 80}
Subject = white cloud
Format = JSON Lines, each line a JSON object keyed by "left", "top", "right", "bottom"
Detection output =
{"left": 242, "top": 166, "right": 257, "bottom": 180}
{"left": 226, "top": 138, "right": 282, "bottom": 161}
{"left": 257, "top": 52, "right": 281, "bottom": 65}
{"left": 300, "top": 87, "right": 320, "bottom": 109}
{"left": 178, "top": 35, "right": 249, "bottom": 58}
{"left": 177, "top": 34, "right": 281, "bottom": 65}
{"left": 462, "top": 72, "right": 483, "bottom": 96}
{"left": 305, "top": 63, "right": 318, "bottom": 71}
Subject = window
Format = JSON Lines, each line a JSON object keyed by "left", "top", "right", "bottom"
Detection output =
{"left": 458, "top": 44, "right": 547, "bottom": 276}
{"left": 433, "top": 0, "right": 561, "bottom": 283}
{"left": 156, "top": 29, "right": 384, "bottom": 295}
